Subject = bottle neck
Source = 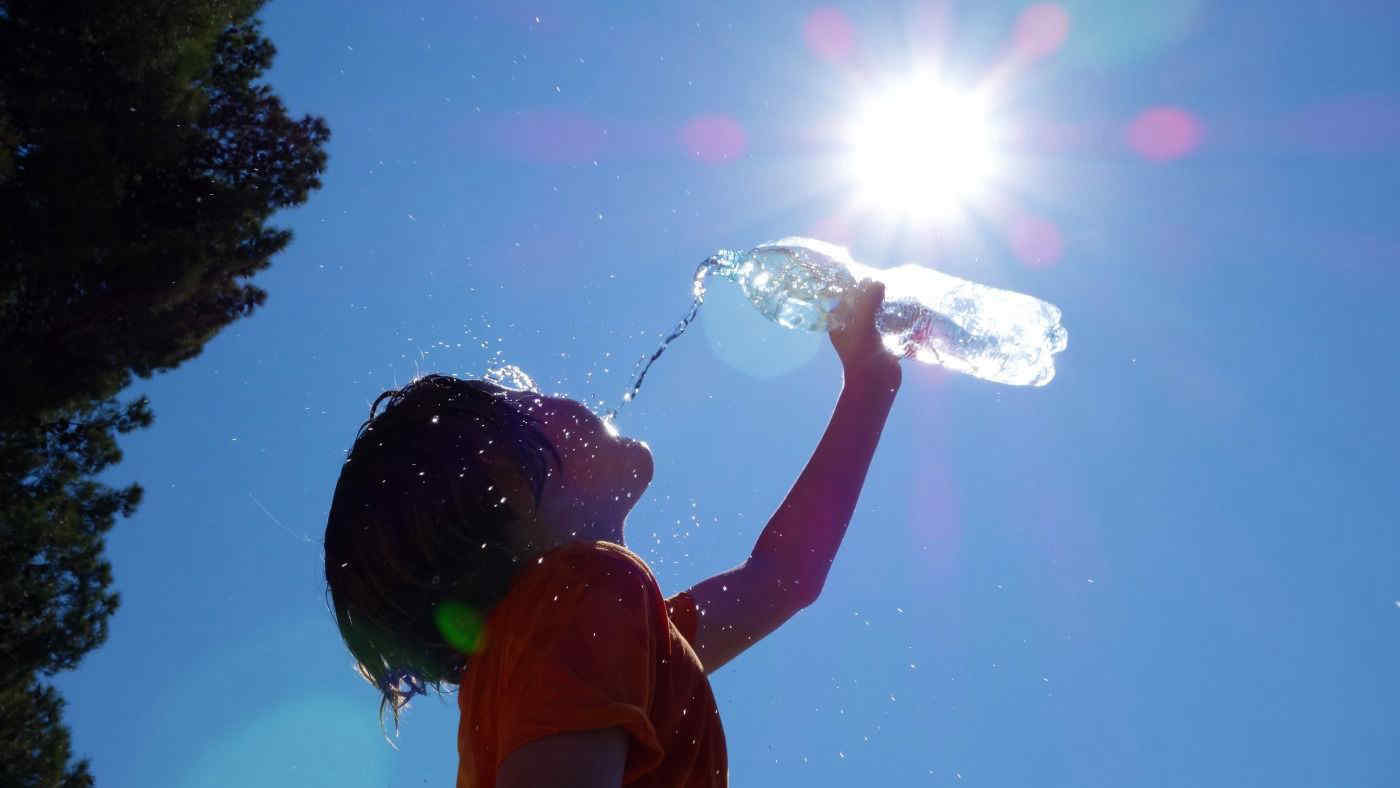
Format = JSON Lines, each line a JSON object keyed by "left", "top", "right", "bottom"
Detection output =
{"left": 702, "top": 249, "right": 742, "bottom": 281}
{"left": 691, "top": 250, "right": 737, "bottom": 300}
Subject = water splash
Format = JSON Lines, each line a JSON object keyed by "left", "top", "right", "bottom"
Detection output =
{"left": 483, "top": 364, "right": 539, "bottom": 393}
{"left": 603, "top": 253, "right": 733, "bottom": 426}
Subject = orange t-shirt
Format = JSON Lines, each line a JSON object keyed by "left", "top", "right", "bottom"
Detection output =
{"left": 456, "top": 540, "right": 728, "bottom": 787}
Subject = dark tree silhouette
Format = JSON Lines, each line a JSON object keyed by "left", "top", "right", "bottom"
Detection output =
{"left": 0, "top": 1, "right": 329, "bottom": 783}
{"left": 0, "top": 678, "right": 95, "bottom": 788}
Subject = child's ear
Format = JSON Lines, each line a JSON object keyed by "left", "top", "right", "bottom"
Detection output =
{"left": 479, "top": 454, "right": 541, "bottom": 521}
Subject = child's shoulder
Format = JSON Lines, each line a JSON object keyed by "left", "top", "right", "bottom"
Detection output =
{"left": 506, "top": 541, "right": 667, "bottom": 631}
{"left": 549, "top": 540, "right": 659, "bottom": 590}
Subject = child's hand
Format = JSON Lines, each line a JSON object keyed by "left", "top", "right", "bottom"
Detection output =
{"left": 829, "top": 279, "right": 902, "bottom": 388}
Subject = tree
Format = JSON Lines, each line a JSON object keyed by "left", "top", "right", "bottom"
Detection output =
{"left": 0, "top": 678, "right": 95, "bottom": 788}
{"left": 0, "top": 1, "right": 329, "bottom": 783}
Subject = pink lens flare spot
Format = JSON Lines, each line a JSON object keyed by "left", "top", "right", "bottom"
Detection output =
{"left": 1009, "top": 214, "right": 1064, "bottom": 268}
{"left": 680, "top": 114, "right": 747, "bottom": 163}
{"left": 1128, "top": 106, "right": 1204, "bottom": 161}
{"left": 804, "top": 7, "right": 856, "bottom": 62}
{"left": 1013, "top": 3, "right": 1070, "bottom": 59}
{"left": 807, "top": 214, "right": 853, "bottom": 246}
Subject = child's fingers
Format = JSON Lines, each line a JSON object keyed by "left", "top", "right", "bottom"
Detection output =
{"left": 856, "top": 279, "right": 885, "bottom": 324}
{"left": 831, "top": 280, "right": 885, "bottom": 337}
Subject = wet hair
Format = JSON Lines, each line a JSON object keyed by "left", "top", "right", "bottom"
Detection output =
{"left": 323, "top": 374, "right": 561, "bottom": 731}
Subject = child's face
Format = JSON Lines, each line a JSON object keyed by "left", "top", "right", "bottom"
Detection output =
{"left": 484, "top": 384, "right": 653, "bottom": 541}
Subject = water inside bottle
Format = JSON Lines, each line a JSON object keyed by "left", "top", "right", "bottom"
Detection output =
{"left": 741, "top": 243, "right": 856, "bottom": 332}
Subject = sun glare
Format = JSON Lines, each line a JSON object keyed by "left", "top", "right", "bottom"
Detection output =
{"left": 844, "top": 77, "right": 999, "bottom": 222}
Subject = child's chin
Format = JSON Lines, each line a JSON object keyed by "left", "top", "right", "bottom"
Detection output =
{"left": 626, "top": 443, "right": 654, "bottom": 493}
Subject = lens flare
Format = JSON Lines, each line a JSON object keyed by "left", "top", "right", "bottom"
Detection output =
{"left": 804, "top": 7, "right": 856, "bottom": 62}
{"left": 1128, "top": 106, "right": 1204, "bottom": 161}
{"left": 680, "top": 114, "right": 747, "bottom": 163}
{"left": 434, "top": 601, "right": 485, "bottom": 654}
{"left": 1013, "top": 4, "right": 1071, "bottom": 60}
{"left": 1009, "top": 214, "right": 1065, "bottom": 267}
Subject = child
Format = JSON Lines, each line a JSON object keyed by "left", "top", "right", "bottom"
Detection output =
{"left": 324, "top": 280, "right": 902, "bottom": 787}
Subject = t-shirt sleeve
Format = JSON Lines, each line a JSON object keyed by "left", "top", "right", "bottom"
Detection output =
{"left": 497, "top": 551, "right": 666, "bottom": 782}
{"left": 665, "top": 590, "right": 699, "bottom": 646}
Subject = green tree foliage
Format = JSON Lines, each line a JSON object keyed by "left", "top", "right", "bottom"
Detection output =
{"left": 0, "top": 678, "right": 95, "bottom": 788}
{"left": 0, "top": 397, "right": 151, "bottom": 686}
{"left": 0, "top": 1, "right": 329, "bottom": 783}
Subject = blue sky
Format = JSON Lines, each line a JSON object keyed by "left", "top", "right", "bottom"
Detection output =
{"left": 56, "top": 1, "right": 1398, "bottom": 785}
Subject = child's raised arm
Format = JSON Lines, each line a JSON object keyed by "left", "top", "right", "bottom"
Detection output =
{"left": 681, "top": 280, "right": 902, "bottom": 673}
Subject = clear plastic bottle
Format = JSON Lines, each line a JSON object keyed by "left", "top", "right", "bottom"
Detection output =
{"left": 703, "top": 236, "right": 1069, "bottom": 386}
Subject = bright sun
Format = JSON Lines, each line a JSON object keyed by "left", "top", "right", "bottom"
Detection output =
{"left": 844, "top": 76, "right": 999, "bottom": 222}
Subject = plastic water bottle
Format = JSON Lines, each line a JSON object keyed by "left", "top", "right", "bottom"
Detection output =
{"left": 703, "top": 237, "right": 1069, "bottom": 386}
{"left": 607, "top": 236, "right": 1069, "bottom": 419}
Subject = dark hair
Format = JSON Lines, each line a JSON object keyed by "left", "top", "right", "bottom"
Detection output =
{"left": 323, "top": 374, "right": 561, "bottom": 731}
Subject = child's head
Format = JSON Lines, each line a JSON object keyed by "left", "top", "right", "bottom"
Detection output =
{"left": 323, "top": 374, "right": 652, "bottom": 723}
{"left": 324, "top": 374, "right": 559, "bottom": 720}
